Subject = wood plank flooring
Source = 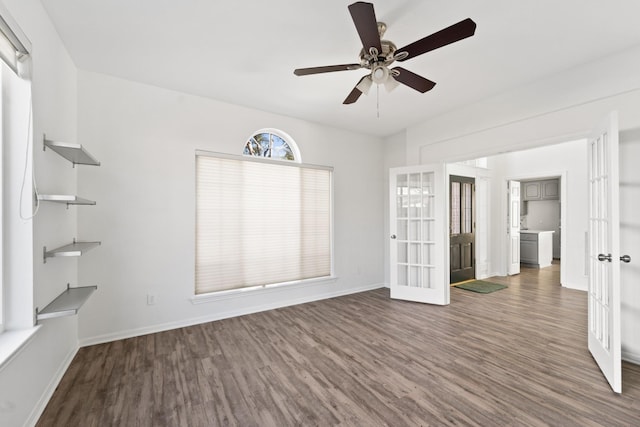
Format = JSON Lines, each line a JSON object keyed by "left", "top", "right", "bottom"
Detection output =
{"left": 37, "top": 264, "right": 640, "bottom": 426}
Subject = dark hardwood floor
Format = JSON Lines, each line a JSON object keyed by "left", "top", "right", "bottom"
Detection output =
{"left": 37, "top": 264, "right": 640, "bottom": 426}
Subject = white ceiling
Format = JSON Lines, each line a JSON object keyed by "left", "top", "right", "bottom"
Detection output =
{"left": 40, "top": 0, "right": 640, "bottom": 137}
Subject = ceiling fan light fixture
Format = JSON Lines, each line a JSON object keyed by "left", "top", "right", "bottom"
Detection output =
{"left": 371, "top": 64, "right": 389, "bottom": 84}
{"left": 356, "top": 75, "right": 373, "bottom": 94}
{"left": 384, "top": 76, "right": 399, "bottom": 92}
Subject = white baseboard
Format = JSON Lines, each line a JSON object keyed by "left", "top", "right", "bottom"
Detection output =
{"left": 622, "top": 349, "right": 640, "bottom": 366}
{"left": 80, "top": 283, "right": 385, "bottom": 347}
{"left": 25, "top": 344, "right": 79, "bottom": 427}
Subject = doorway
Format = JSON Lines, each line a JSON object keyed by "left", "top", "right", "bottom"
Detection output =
{"left": 506, "top": 175, "right": 563, "bottom": 278}
{"left": 449, "top": 175, "right": 475, "bottom": 284}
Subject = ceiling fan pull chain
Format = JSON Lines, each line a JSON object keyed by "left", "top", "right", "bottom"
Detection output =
{"left": 377, "top": 83, "right": 380, "bottom": 118}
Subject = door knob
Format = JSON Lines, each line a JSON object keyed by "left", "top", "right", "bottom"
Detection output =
{"left": 620, "top": 255, "right": 631, "bottom": 263}
{"left": 390, "top": 234, "right": 397, "bottom": 239}
{"left": 598, "top": 253, "right": 612, "bottom": 262}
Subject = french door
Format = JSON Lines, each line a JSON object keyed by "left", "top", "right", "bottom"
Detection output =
{"left": 587, "top": 112, "right": 622, "bottom": 393}
{"left": 390, "top": 164, "right": 448, "bottom": 305}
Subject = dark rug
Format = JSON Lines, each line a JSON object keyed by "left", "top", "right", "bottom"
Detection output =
{"left": 453, "top": 280, "right": 507, "bottom": 294}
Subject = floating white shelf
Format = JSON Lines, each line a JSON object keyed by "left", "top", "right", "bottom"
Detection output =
{"left": 43, "top": 239, "right": 101, "bottom": 263}
{"left": 43, "top": 135, "right": 100, "bottom": 166}
{"left": 38, "top": 194, "right": 96, "bottom": 207}
{"left": 36, "top": 285, "right": 97, "bottom": 322}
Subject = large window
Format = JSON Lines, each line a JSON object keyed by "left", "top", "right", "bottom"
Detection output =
{"left": 195, "top": 151, "right": 333, "bottom": 295}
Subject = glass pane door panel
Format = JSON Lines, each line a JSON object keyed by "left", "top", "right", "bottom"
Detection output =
{"left": 422, "top": 172, "right": 434, "bottom": 194}
{"left": 423, "top": 220, "right": 433, "bottom": 241}
{"left": 409, "top": 173, "right": 421, "bottom": 194}
{"left": 423, "top": 244, "right": 433, "bottom": 265}
{"left": 410, "top": 243, "right": 421, "bottom": 264}
{"left": 410, "top": 266, "right": 420, "bottom": 287}
{"left": 398, "top": 243, "right": 408, "bottom": 263}
{"left": 423, "top": 267, "right": 434, "bottom": 288}
{"left": 423, "top": 195, "right": 434, "bottom": 218}
{"left": 462, "top": 182, "right": 472, "bottom": 233}
{"left": 451, "top": 181, "right": 461, "bottom": 234}
{"left": 397, "top": 220, "right": 408, "bottom": 241}
{"left": 398, "top": 265, "right": 408, "bottom": 286}
{"left": 397, "top": 196, "right": 408, "bottom": 218}
{"left": 393, "top": 169, "right": 440, "bottom": 292}
{"left": 409, "top": 220, "right": 421, "bottom": 241}
{"left": 409, "top": 195, "right": 421, "bottom": 218}
{"left": 397, "top": 173, "right": 408, "bottom": 218}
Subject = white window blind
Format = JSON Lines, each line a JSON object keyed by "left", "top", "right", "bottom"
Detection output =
{"left": 196, "top": 152, "right": 332, "bottom": 294}
{"left": 0, "top": 8, "right": 30, "bottom": 77}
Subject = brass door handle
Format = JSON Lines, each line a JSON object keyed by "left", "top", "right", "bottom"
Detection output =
{"left": 620, "top": 255, "right": 631, "bottom": 263}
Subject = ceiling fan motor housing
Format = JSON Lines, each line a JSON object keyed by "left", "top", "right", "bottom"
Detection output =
{"left": 360, "top": 37, "right": 397, "bottom": 70}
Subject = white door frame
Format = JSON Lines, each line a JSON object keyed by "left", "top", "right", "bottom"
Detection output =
{"left": 446, "top": 163, "right": 491, "bottom": 280}
{"left": 501, "top": 171, "right": 567, "bottom": 286}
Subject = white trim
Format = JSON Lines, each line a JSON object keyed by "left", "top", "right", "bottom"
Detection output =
{"left": 25, "top": 343, "right": 78, "bottom": 427}
{"left": 0, "top": 3, "right": 31, "bottom": 53}
{"left": 195, "top": 149, "right": 331, "bottom": 171}
{"left": 191, "top": 275, "right": 338, "bottom": 304}
{"left": 622, "top": 349, "right": 640, "bottom": 366}
{"left": 80, "top": 283, "right": 385, "bottom": 347}
{"left": 0, "top": 326, "right": 40, "bottom": 372}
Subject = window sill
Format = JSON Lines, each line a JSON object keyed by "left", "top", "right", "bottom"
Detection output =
{"left": 191, "top": 275, "right": 338, "bottom": 305}
{"left": 0, "top": 326, "right": 41, "bottom": 372}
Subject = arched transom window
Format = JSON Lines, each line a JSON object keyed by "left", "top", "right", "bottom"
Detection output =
{"left": 243, "top": 129, "right": 300, "bottom": 162}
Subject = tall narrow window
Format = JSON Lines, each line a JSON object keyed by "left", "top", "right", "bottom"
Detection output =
{"left": 0, "top": 7, "right": 32, "bottom": 334}
{"left": 195, "top": 151, "right": 332, "bottom": 294}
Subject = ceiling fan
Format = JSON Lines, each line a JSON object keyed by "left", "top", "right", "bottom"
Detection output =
{"left": 293, "top": 1, "right": 476, "bottom": 104}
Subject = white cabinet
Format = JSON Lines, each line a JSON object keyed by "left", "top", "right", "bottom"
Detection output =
{"left": 522, "top": 179, "right": 559, "bottom": 201}
{"left": 541, "top": 179, "right": 559, "bottom": 199}
{"left": 520, "top": 230, "right": 554, "bottom": 268}
{"left": 523, "top": 182, "right": 542, "bottom": 200}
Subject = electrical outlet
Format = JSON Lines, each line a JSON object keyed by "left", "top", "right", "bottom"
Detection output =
{"left": 147, "top": 294, "right": 157, "bottom": 305}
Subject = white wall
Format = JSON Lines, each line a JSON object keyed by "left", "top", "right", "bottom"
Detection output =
{"left": 382, "top": 131, "right": 406, "bottom": 286}
{"left": 76, "top": 71, "right": 385, "bottom": 344}
{"left": 487, "top": 141, "right": 587, "bottom": 290}
{"left": 405, "top": 44, "right": 640, "bottom": 363}
{"left": 0, "top": 0, "right": 80, "bottom": 426}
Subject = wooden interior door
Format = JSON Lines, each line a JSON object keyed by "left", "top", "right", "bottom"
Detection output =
{"left": 449, "top": 175, "right": 475, "bottom": 284}
{"left": 390, "top": 164, "right": 448, "bottom": 305}
{"left": 587, "top": 112, "right": 622, "bottom": 393}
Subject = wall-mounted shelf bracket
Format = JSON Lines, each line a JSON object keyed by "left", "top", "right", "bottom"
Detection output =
{"left": 43, "top": 134, "right": 100, "bottom": 167}
{"left": 43, "top": 238, "right": 101, "bottom": 263}
{"left": 36, "top": 284, "right": 97, "bottom": 322}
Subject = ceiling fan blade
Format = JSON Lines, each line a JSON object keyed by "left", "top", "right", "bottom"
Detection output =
{"left": 294, "top": 64, "right": 361, "bottom": 76}
{"left": 343, "top": 76, "right": 368, "bottom": 104}
{"left": 348, "top": 2, "right": 382, "bottom": 53}
{"left": 391, "top": 67, "right": 436, "bottom": 93}
{"left": 396, "top": 18, "right": 476, "bottom": 61}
